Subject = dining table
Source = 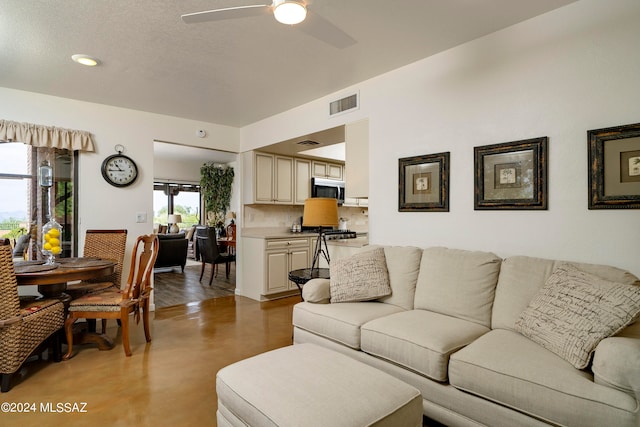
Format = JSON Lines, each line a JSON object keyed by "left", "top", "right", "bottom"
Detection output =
{"left": 14, "top": 257, "right": 118, "bottom": 352}
{"left": 14, "top": 257, "right": 116, "bottom": 301}
{"left": 217, "top": 236, "right": 236, "bottom": 253}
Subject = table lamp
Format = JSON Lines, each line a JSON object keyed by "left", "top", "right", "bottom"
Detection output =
{"left": 302, "top": 198, "right": 338, "bottom": 270}
{"left": 167, "top": 214, "right": 182, "bottom": 234}
{"left": 226, "top": 211, "right": 236, "bottom": 224}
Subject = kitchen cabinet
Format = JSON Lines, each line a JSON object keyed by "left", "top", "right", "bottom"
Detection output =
{"left": 243, "top": 152, "right": 293, "bottom": 204}
{"left": 312, "top": 161, "right": 343, "bottom": 180}
{"left": 241, "top": 236, "right": 311, "bottom": 300}
{"left": 343, "top": 197, "right": 369, "bottom": 207}
{"left": 265, "top": 238, "right": 310, "bottom": 294}
{"left": 294, "top": 158, "right": 311, "bottom": 205}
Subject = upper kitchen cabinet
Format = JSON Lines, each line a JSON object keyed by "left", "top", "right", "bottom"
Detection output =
{"left": 345, "top": 119, "right": 369, "bottom": 199}
{"left": 312, "top": 160, "right": 343, "bottom": 180}
{"left": 294, "top": 158, "right": 311, "bottom": 205}
{"left": 243, "top": 151, "right": 293, "bottom": 204}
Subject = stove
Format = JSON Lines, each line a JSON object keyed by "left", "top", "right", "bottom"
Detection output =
{"left": 323, "top": 229, "right": 358, "bottom": 240}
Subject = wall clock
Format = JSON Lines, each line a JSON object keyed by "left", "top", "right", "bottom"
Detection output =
{"left": 101, "top": 144, "right": 138, "bottom": 187}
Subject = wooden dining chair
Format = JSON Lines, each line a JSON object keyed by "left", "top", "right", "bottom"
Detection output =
{"left": 63, "top": 234, "right": 159, "bottom": 359}
{"left": 66, "top": 229, "right": 128, "bottom": 297}
{"left": 0, "top": 239, "right": 65, "bottom": 392}
{"left": 195, "top": 226, "right": 232, "bottom": 286}
{"left": 225, "top": 224, "right": 236, "bottom": 255}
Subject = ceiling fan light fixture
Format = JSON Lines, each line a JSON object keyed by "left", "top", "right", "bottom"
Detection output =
{"left": 71, "top": 54, "right": 100, "bottom": 67}
{"left": 273, "top": 0, "right": 307, "bottom": 25}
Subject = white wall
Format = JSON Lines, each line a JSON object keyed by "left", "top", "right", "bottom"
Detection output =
{"left": 0, "top": 87, "right": 240, "bottom": 288}
{"left": 241, "top": 0, "right": 640, "bottom": 277}
{"left": 154, "top": 156, "right": 203, "bottom": 183}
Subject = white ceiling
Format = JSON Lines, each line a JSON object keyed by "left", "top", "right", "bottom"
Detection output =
{"left": 0, "top": 0, "right": 577, "bottom": 129}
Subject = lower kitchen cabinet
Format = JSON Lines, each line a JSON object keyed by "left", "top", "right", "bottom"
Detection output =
{"left": 242, "top": 236, "right": 311, "bottom": 300}
{"left": 266, "top": 238, "right": 310, "bottom": 294}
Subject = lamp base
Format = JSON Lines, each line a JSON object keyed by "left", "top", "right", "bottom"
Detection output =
{"left": 170, "top": 223, "right": 180, "bottom": 234}
{"left": 310, "top": 231, "right": 331, "bottom": 270}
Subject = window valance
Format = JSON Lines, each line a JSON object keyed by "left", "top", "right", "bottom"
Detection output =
{"left": 0, "top": 119, "right": 95, "bottom": 152}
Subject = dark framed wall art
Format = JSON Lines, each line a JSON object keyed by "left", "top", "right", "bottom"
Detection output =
{"left": 398, "top": 152, "right": 449, "bottom": 212}
{"left": 474, "top": 137, "right": 548, "bottom": 210}
{"left": 588, "top": 122, "right": 640, "bottom": 209}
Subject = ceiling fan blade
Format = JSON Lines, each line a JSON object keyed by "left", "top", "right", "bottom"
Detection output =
{"left": 297, "top": 10, "right": 356, "bottom": 49}
{"left": 181, "top": 4, "right": 270, "bottom": 24}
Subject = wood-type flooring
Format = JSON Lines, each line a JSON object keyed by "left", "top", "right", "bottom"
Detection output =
{"left": 3, "top": 295, "right": 298, "bottom": 426}
{"left": 153, "top": 259, "right": 236, "bottom": 308}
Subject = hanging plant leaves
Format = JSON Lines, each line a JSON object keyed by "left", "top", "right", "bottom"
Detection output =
{"left": 200, "top": 163, "right": 234, "bottom": 226}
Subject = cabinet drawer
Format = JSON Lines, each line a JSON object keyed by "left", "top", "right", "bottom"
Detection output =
{"left": 266, "top": 238, "right": 309, "bottom": 250}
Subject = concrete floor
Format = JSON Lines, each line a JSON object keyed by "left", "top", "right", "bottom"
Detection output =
{"left": 1, "top": 295, "right": 298, "bottom": 426}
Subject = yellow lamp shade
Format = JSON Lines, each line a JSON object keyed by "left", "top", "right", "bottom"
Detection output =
{"left": 302, "top": 198, "right": 339, "bottom": 227}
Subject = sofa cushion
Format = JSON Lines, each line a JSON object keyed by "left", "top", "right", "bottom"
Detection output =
{"left": 492, "top": 255, "right": 639, "bottom": 331}
{"left": 514, "top": 263, "right": 640, "bottom": 369}
{"left": 449, "top": 329, "right": 639, "bottom": 427}
{"left": 330, "top": 248, "right": 391, "bottom": 303}
{"left": 360, "top": 245, "right": 423, "bottom": 310}
{"left": 414, "top": 247, "right": 501, "bottom": 328}
{"left": 361, "top": 310, "right": 489, "bottom": 382}
{"left": 378, "top": 246, "right": 423, "bottom": 310}
{"left": 292, "top": 301, "right": 404, "bottom": 349}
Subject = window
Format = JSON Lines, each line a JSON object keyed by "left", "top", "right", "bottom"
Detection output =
{"left": 0, "top": 142, "right": 76, "bottom": 258}
{"left": 153, "top": 182, "right": 201, "bottom": 229}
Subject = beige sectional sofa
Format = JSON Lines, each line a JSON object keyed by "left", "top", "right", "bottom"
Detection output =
{"left": 292, "top": 246, "right": 640, "bottom": 427}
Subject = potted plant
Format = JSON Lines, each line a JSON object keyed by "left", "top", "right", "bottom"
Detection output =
{"left": 200, "top": 163, "right": 234, "bottom": 235}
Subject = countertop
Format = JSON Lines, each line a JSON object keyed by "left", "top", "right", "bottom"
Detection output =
{"left": 241, "top": 227, "right": 369, "bottom": 248}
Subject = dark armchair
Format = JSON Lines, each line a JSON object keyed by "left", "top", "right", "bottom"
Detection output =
{"left": 154, "top": 233, "right": 188, "bottom": 272}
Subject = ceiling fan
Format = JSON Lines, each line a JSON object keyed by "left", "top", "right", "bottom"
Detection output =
{"left": 181, "top": 0, "right": 356, "bottom": 49}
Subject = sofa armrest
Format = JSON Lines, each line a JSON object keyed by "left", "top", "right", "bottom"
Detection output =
{"left": 592, "top": 325, "right": 640, "bottom": 400}
{"left": 302, "top": 278, "right": 331, "bottom": 303}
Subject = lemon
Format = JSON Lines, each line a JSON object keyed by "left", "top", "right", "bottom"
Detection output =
{"left": 51, "top": 246, "right": 62, "bottom": 255}
{"left": 47, "top": 228, "right": 60, "bottom": 238}
{"left": 44, "top": 234, "right": 51, "bottom": 241}
{"left": 49, "top": 238, "right": 60, "bottom": 247}
{"left": 43, "top": 242, "right": 52, "bottom": 251}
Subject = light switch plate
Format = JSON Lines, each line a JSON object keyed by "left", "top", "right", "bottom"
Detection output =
{"left": 136, "top": 212, "right": 147, "bottom": 223}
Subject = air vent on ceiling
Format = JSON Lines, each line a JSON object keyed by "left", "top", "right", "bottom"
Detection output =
{"left": 297, "top": 140, "right": 320, "bottom": 146}
{"left": 329, "top": 92, "right": 359, "bottom": 116}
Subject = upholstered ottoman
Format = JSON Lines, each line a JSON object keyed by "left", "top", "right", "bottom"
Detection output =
{"left": 216, "top": 343, "right": 422, "bottom": 427}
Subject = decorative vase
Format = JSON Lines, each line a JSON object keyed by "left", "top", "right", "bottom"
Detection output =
{"left": 42, "top": 218, "right": 63, "bottom": 265}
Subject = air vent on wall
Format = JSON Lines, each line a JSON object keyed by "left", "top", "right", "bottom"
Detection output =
{"left": 329, "top": 92, "right": 359, "bottom": 116}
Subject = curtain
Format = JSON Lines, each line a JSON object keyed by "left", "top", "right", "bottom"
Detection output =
{"left": 0, "top": 119, "right": 95, "bottom": 152}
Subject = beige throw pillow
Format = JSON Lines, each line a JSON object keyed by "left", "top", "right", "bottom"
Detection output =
{"left": 330, "top": 248, "right": 391, "bottom": 303}
{"left": 515, "top": 263, "right": 640, "bottom": 369}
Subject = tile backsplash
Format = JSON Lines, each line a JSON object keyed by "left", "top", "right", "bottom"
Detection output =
{"left": 243, "top": 204, "right": 368, "bottom": 232}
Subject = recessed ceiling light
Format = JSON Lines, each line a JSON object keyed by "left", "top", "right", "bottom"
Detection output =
{"left": 71, "top": 54, "right": 100, "bottom": 67}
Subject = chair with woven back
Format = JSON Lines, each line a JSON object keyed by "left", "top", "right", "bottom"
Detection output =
{"left": 66, "top": 229, "right": 128, "bottom": 297}
{"left": 0, "top": 239, "right": 65, "bottom": 392}
{"left": 63, "top": 234, "right": 159, "bottom": 359}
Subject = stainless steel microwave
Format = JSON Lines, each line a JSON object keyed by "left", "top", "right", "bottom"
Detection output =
{"left": 311, "top": 177, "right": 345, "bottom": 205}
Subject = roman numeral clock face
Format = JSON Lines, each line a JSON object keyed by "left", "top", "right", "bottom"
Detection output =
{"left": 101, "top": 154, "right": 138, "bottom": 187}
